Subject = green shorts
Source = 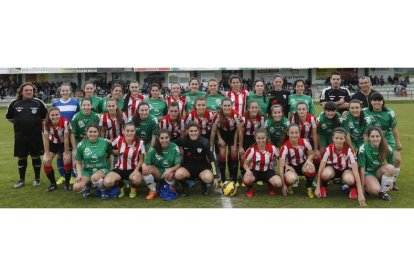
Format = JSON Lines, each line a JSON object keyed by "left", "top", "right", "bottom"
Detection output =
{"left": 82, "top": 168, "right": 110, "bottom": 178}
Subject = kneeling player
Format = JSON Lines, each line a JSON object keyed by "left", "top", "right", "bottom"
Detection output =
{"left": 314, "top": 128, "right": 366, "bottom": 207}
{"left": 358, "top": 126, "right": 395, "bottom": 201}
{"left": 103, "top": 123, "right": 145, "bottom": 199}
{"left": 174, "top": 122, "right": 219, "bottom": 196}
{"left": 73, "top": 124, "right": 112, "bottom": 199}
{"left": 242, "top": 129, "right": 282, "bottom": 197}
{"left": 279, "top": 124, "right": 316, "bottom": 198}
{"left": 142, "top": 130, "right": 181, "bottom": 200}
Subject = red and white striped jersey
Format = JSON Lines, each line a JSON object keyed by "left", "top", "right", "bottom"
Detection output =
{"left": 99, "top": 112, "right": 128, "bottom": 141}
{"left": 166, "top": 96, "right": 186, "bottom": 117}
{"left": 112, "top": 136, "right": 146, "bottom": 170}
{"left": 125, "top": 95, "right": 145, "bottom": 120}
{"left": 322, "top": 144, "right": 357, "bottom": 171}
{"left": 290, "top": 114, "right": 317, "bottom": 140}
{"left": 212, "top": 109, "right": 241, "bottom": 132}
{"left": 42, "top": 117, "right": 70, "bottom": 144}
{"left": 185, "top": 109, "right": 213, "bottom": 135}
{"left": 279, "top": 138, "right": 313, "bottom": 166}
{"left": 226, "top": 90, "right": 247, "bottom": 116}
{"left": 159, "top": 114, "right": 185, "bottom": 140}
{"left": 245, "top": 143, "right": 279, "bottom": 171}
{"left": 242, "top": 114, "right": 265, "bottom": 136}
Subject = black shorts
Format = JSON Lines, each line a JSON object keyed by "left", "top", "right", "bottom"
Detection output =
{"left": 285, "top": 162, "right": 305, "bottom": 176}
{"left": 14, "top": 134, "right": 44, "bottom": 157}
{"left": 220, "top": 129, "right": 236, "bottom": 146}
{"left": 243, "top": 135, "right": 255, "bottom": 150}
{"left": 332, "top": 168, "right": 351, "bottom": 179}
{"left": 112, "top": 168, "right": 134, "bottom": 181}
{"left": 49, "top": 142, "right": 64, "bottom": 154}
{"left": 251, "top": 169, "right": 277, "bottom": 182}
{"left": 183, "top": 163, "right": 210, "bottom": 179}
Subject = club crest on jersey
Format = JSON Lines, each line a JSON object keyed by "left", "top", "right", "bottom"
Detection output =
{"left": 321, "top": 123, "right": 327, "bottom": 129}
{"left": 16, "top": 106, "right": 23, "bottom": 112}
{"left": 197, "top": 148, "right": 202, "bottom": 153}
{"left": 215, "top": 99, "right": 222, "bottom": 105}
{"left": 283, "top": 95, "right": 287, "bottom": 99}
{"left": 78, "top": 121, "right": 85, "bottom": 127}
{"left": 31, "top": 107, "right": 38, "bottom": 114}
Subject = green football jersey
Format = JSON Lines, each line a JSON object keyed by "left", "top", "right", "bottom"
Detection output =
{"left": 128, "top": 114, "right": 159, "bottom": 150}
{"left": 145, "top": 142, "right": 181, "bottom": 173}
{"left": 317, "top": 111, "right": 342, "bottom": 136}
{"left": 101, "top": 97, "right": 124, "bottom": 113}
{"left": 288, "top": 94, "right": 315, "bottom": 115}
{"left": 145, "top": 98, "right": 167, "bottom": 120}
{"left": 247, "top": 94, "right": 268, "bottom": 117}
{"left": 80, "top": 96, "right": 103, "bottom": 114}
{"left": 183, "top": 91, "right": 205, "bottom": 113}
{"left": 264, "top": 117, "right": 290, "bottom": 146}
{"left": 358, "top": 142, "right": 394, "bottom": 175}
{"left": 71, "top": 111, "right": 100, "bottom": 143}
{"left": 341, "top": 113, "right": 375, "bottom": 149}
{"left": 364, "top": 107, "right": 397, "bottom": 150}
{"left": 206, "top": 94, "right": 225, "bottom": 113}
{"left": 75, "top": 137, "right": 112, "bottom": 174}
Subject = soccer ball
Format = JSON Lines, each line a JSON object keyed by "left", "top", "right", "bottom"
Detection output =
{"left": 222, "top": 181, "right": 237, "bottom": 197}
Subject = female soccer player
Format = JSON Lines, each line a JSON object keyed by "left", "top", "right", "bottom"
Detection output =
{"left": 290, "top": 102, "right": 319, "bottom": 157}
{"left": 239, "top": 101, "right": 266, "bottom": 179}
{"left": 225, "top": 75, "right": 248, "bottom": 116}
{"left": 183, "top": 78, "right": 205, "bottom": 113}
{"left": 267, "top": 74, "right": 290, "bottom": 118}
{"left": 99, "top": 98, "right": 127, "bottom": 142}
{"left": 166, "top": 83, "right": 186, "bottom": 116}
{"left": 80, "top": 81, "right": 102, "bottom": 113}
{"left": 242, "top": 128, "right": 282, "bottom": 197}
{"left": 316, "top": 101, "right": 342, "bottom": 150}
{"left": 364, "top": 92, "right": 402, "bottom": 190}
{"left": 210, "top": 98, "right": 242, "bottom": 184}
{"left": 42, "top": 108, "right": 73, "bottom": 192}
{"left": 279, "top": 124, "right": 316, "bottom": 198}
{"left": 314, "top": 128, "right": 366, "bottom": 207}
{"left": 288, "top": 79, "right": 315, "bottom": 115}
{"left": 101, "top": 84, "right": 124, "bottom": 113}
{"left": 146, "top": 83, "right": 167, "bottom": 121}
{"left": 71, "top": 98, "right": 100, "bottom": 148}
{"left": 247, "top": 80, "right": 268, "bottom": 117}
{"left": 264, "top": 104, "right": 290, "bottom": 148}
{"left": 142, "top": 130, "right": 181, "bottom": 200}
{"left": 52, "top": 83, "right": 79, "bottom": 185}
{"left": 123, "top": 80, "right": 145, "bottom": 121}
{"left": 130, "top": 102, "right": 159, "bottom": 152}
{"left": 206, "top": 78, "right": 225, "bottom": 114}
{"left": 159, "top": 102, "right": 185, "bottom": 142}
{"left": 174, "top": 122, "right": 218, "bottom": 197}
{"left": 341, "top": 99, "right": 374, "bottom": 151}
{"left": 73, "top": 123, "right": 113, "bottom": 199}
{"left": 185, "top": 97, "right": 213, "bottom": 140}
{"left": 103, "top": 123, "right": 145, "bottom": 199}
{"left": 358, "top": 126, "right": 395, "bottom": 201}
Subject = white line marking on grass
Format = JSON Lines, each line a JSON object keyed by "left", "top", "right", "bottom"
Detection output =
{"left": 221, "top": 195, "right": 233, "bottom": 208}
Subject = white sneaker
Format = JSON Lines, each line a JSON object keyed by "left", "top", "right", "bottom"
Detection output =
{"left": 33, "top": 179, "right": 41, "bottom": 187}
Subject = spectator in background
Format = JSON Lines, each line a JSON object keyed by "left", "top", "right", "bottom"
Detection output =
{"left": 380, "top": 75, "right": 385, "bottom": 86}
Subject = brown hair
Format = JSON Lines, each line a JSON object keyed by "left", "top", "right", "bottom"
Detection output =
{"left": 154, "top": 129, "right": 172, "bottom": 156}
{"left": 16, "top": 82, "right": 37, "bottom": 101}
{"left": 106, "top": 98, "right": 125, "bottom": 128}
{"left": 44, "top": 107, "right": 61, "bottom": 130}
{"left": 168, "top": 101, "right": 182, "bottom": 122}
{"left": 132, "top": 101, "right": 150, "bottom": 126}
{"left": 218, "top": 98, "right": 232, "bottom": 129}
{"left": 367, "top": 126, "right": 390, "bottom": 162}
